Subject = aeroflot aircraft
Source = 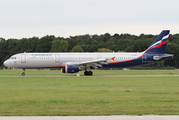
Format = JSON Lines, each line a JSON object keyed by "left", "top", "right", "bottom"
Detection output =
{"left": 4, "top": 30, "right": 173, "bottom": 76}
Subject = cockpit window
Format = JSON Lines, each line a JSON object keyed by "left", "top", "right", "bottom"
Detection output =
{"left": 10, "top": 57, "right": 16, "bottom": 59}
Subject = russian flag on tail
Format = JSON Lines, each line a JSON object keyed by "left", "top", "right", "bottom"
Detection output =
{"left": 145, "top": 30, "right": 170, "bottom": 54}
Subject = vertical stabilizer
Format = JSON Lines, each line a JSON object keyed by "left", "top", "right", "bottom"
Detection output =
{"left": 145, "top": 30, "right": 170, "bottom": 54}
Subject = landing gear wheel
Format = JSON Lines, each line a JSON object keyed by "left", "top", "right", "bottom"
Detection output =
{"left": 89, "top": 71, "right": 93, "bottom": 76}
{"left": 84, "top": 71, "right": 93, "bottom": 76}
{"left": 22, "top": 68, "right": 25, "bottom": 76}
{"left": 84, "top": 71, "right": 88, "bottom": 75}
{"left": 22, "top": 72, "right": 25, "bottom": 76}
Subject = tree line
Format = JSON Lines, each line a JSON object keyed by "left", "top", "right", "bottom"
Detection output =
{"left": 0, "top": 33, "right": 179, "bottom": 68}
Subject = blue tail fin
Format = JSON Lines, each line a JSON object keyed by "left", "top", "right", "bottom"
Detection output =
{"left": 145, "top": 30, "right": 170, "bottom": 54}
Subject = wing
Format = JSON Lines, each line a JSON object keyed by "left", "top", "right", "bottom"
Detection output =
{"left": 62, "top": 57, "right": 115, "bottom": 69}
{"left": 78, "top": 58, "right": 107, "bottom": 69}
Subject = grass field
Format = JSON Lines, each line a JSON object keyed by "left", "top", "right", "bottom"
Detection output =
{"left": 0, "top": 70, "right": 179, "bottom": 116}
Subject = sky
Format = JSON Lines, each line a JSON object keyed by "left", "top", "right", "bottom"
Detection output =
{"left": 0, "top": 0, "right": 179, "bottom": 39}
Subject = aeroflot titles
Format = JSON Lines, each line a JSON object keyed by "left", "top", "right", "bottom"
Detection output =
{"left": 31, "top": 54, "right": 52, "bottom": 56}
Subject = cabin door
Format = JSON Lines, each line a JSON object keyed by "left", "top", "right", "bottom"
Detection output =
{"left": 55, "top": 54, "right": 60, "bottom": 63}
{"left": 21, "top": 54, "right": 26, "bottom": 63}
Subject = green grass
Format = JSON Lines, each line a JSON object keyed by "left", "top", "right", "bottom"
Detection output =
{"left": 0, "top": 74, "right": 179, "bottom": 116}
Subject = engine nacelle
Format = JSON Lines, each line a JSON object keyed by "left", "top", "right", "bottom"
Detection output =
{"left": 61, "top": 65, "right": 80, "bottom": 73}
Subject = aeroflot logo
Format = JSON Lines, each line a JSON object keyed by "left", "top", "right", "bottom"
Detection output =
{"left": 31, "top": 54, "right": 52, "bottom": 56}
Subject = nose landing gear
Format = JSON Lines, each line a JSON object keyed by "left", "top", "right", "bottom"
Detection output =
{"left": 22, "top": 68, "right": 25, "bottom": 76}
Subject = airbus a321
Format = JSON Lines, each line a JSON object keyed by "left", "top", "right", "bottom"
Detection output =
{"left": 4, "top": 30, "right": 173, "bottom": 76}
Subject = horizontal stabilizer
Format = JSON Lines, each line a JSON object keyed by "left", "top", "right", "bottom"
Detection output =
{"left": 153, "top": 54, "right": 173, "bottom": 60}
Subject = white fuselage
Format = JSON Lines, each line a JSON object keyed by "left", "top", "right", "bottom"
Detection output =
{"left": 4, "top": 52, "right": 143, "bottom": 69}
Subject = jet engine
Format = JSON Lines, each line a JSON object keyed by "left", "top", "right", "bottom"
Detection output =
{"left": 61, "top": 65, "right": 80, "bottom": 73}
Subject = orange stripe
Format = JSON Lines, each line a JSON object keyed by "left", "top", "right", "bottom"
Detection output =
{"left": 65, "top": 65, "right": 68, "bottom": 73}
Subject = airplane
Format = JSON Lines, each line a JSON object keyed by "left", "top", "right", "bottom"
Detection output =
{"left": 4, "top": 30, "right": 173, "bottom": 76}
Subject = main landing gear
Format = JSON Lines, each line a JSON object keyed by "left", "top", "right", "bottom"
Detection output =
{"left": 22, "top": 68, "right": 25, "bottom": 76}
{"left": 84, "top": 70, "right": 93, "bottom": 76}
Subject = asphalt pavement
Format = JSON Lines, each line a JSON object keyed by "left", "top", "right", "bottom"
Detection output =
{"left": 0, "top": 115, "right": 179, "bottom": 120}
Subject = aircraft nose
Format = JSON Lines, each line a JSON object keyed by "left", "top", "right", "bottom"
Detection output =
{"left": 3, "top": 60, "right": 9, "bottom": 67}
